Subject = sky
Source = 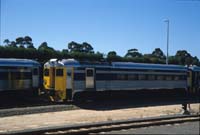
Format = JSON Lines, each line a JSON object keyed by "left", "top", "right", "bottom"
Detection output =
{"left": 0, "top": 0, "right": 200, "bottom": 58}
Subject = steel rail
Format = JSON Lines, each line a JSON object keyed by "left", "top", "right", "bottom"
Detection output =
{"left": 3, "top": 114, "right": 199, "bottom": 135}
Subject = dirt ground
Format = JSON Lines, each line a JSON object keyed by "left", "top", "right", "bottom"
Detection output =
{"left": 0, "top": 103, "right": 199, "bottom": 133}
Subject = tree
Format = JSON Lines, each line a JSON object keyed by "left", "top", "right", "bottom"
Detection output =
{"left": 10, "top": 41, "right": 17, "bottom": 48}
{"left": 125, "top": 48, "right": 142, "bottom": 58}
{"left": 107, "top": 51, "right": 122, "bottom": 62}
{"left": 152, "top": 48, "right": 165, "bottom": 59}
{"left": 192, "top": 56, "right": 200, "bottom": 66}
{"left": 24, "top": 36, "right": 34, "bottom": 48}
{"left": 68, "top": 41, "right": 94, "bottom": 53}
{"left": 15, "top": 37, "right": 25, "bottom": 48}
{"left": 168, "top": 56, "right": 179, "bottom": 65}
{"left": 24, "top": 36, "right": 32, "bottom": 43}
{"left": 27, "top": 43, "right": 35, "bottom": 49}
{"left": 82, "top": 42, "right": 94, "bottom": 53}
{"left": 108, "top": 51, "right": 117, "bottom": 57}
{"left": 38, "top": 42, "right": 48, "bottom": 50}
{"left": 175, "top": 50, "right": 191, "bottom": 58}
{"left": 68, "top": 41, "right": 82, "bottom": 52}
{"left": 3, "top": 39, "right": 10, "bottom": 46}
{"left": 175, "top": 50, "right": 192, "bottom": 65}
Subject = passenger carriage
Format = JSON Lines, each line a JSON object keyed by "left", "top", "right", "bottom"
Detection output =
{"left": 0, "top": 58, "right": 41, "bottom": 95}
{"left": 43, "top": 59, "right": 188, "bottom": 101}
{"left": 189, "top": 66, "right": 200, "bottom": 95}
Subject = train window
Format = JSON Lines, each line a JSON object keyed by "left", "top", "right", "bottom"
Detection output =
{"left": 33, "top": 68, "right": 38, "bottom": 75}
{"left": 156, "top": 75, "right": 164, "bottom": 80}
{"left": 128, "top": 74, "right": 138, "bottom": 80}
{"left": 0, "top": 72, "right": 9, "bottom": 80}
{"left": 147, "top": 75, "right": 155, "bottom": 80}
{"left": 117, "top": 74, "right": 127, "bottom": 80}
{"left": 11, "top": 72, "right": 21, "bottom": 80}
{"left": 181, "top": 75, "right": 187, "bottom": 80}
{"left": 67, "top": 72, "right": 71, "bottom": 77}
{"left": 44, "top": 69, "right": 49, "bottom": 76}
{"left": 22, "top": 72, "right": 32, "bottom": 79}
{"left": 11, "top": 72, "right": 32, "bottom": 80}
{"left": 86, "top": 69, "right": 94, "bottom": 77}
{"left": 199, "top": 73, "right": 200, "bottom": 80}
{"left": 138, "top": 74, "right": 147, "bottom": 80}
{"left": 174, "top": 76, "right": 180, "bottom": 80}
{"left": 56, "top": 69, "right": 63, "bottom": 76}
{"left": 166, "top": 75, "right": 173, "bottom": 81}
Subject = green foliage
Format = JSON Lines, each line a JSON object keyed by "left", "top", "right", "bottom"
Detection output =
{"left": 152, "top": 48, "right": 166, "bottom": 59}
{"left": 68, "top": 41, "right": 94, "bottom": 53}
{"left": 107, "top": 51, "right": 123, "bottom": 62}
{"left": 1, "top": 36, "right": 200, "bottom": 66}
{"left": 125, "top": 48, "right": 143, "bottom": 58}
{"left": 174, "top": 50, "right": 200, "bottom": 66}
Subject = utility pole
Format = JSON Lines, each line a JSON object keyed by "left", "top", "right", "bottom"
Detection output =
{"left": 164, "top": 19, "right": 169, "bottom": 65}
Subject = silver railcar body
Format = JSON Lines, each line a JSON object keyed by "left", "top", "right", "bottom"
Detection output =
{"left": 189, "top": 66, "right": 200, "bottom": 94}
{"left": 44, "top": 59, "right": 188, "bottom": 101}
{"left": 72, "top": 61, "right": 187, "bottom": 92}
{"left": 0, "top": 58, "right": 40, "bottom": 91}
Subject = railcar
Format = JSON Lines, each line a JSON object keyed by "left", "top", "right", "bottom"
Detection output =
{"left": 188, "top": 66, "right": 200, "bottom": 95}
{"left": 43, "top": 59, "right": 188, "bottom": 101}
{"left": 0, "top": 58, "right": 41, "bottom": 95}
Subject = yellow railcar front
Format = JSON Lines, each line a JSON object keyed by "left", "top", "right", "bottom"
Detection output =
{"left": 54, "top": 67, "right": 67, "bottom": 101}
{"left": 43, "top": 65, "right": 70, "bottom": 101}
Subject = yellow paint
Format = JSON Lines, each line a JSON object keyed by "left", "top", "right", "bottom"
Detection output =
{"left": 43, "top": 68, "right": 50, "bottom": 89}
{"left": 43, "top": 67, "right": 55, "bottom": 90}
{"left": 55, "top": 67, "right": 66, "bottom": 100}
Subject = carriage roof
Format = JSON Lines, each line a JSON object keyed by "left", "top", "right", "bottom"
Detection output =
{"left": 59, "top": 59, "right": 187, "bottom": 71}
{"left": 189, "top": 65, "right": 200, "bottom": 71}
{"left": 112, "top": 62, "right": 187, "bottom": 71}
{"left": 61, "top": 59, "right": 110, "bottom": 68}
{"left": 0, "top": 58, "right": 40, "bottom": 67}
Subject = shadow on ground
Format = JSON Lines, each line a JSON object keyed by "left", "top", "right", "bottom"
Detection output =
{"left": 73, "top": 90, "right": 199, "bottom": 111}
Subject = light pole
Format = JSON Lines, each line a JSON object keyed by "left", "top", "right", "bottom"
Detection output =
{"left": 164, "top": 19, "right": 169, "bottom": 65}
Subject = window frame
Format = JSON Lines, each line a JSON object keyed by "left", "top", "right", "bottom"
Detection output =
{"left": 56, "top": 69, "right": 64, "bottom": 76}
{"left": 86, "top": 69, "right": 94, "bottom": 77}
{"left": 33, "top": 68, "right": 38, "bottom": 75}
{"left": 44, "top": 68, "right": 49, "bottom": 76}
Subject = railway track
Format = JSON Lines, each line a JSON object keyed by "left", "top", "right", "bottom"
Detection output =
{"left": 3, "top": 114, "right": 200, "bottom": 135}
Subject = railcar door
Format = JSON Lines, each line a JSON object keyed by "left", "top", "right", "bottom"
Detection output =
{"left": 194, "top": 71, "right": 199, "bottom": 94}
{"left": 32, "top": 67, "right": 39, "bottom": 88}
{"left": 85, "top": 68, "right": 95, "bottom": 90}
{"left": 196, "top": 71, "right": 200, "bottom": 94}
{"left": 187, "top": 70, "right": 193, "bottom": 94}
{"left": 66, "top": 68, "right": 73, "bottom": 100}
{"left": 198, "top": 72, "right": 200, "bottom": 93}
{"left": 43, "top": 67, "right": 55, "bottom": 89}
{"left": 55, "top": 67, "right": 67, "bottom": 101}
